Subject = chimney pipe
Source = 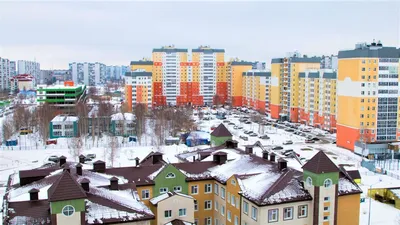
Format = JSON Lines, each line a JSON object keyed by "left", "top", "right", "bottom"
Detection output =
{"left": 59, "top": 155, "right": 66, "bottom": 167}
{"left": 79, "top": 155, "right": 86, "bottom": 164}
{"left": 29, "top": 188, "right": 39, "bottom": 201}
{"left": 245, "top": 146, "right": 253, "bottom": 154}
{"left": 278, "top": 158, "right": 287, "bottom": 171}
{"left": 110, "top": 177, "right": 119, "bottom": 190}
{"left": 93, "top": 160, "right": 106, "bottom": 173}
{"left": 80, "top": 178, "right": 90, "bottom": 192}
{"left": 135, "top": 157, "right": 140, "bottom": 167}
{"left": 270, "top": 153, "right": 276, "bottom": 162}
{"left": 193, "top": 155, "right": 196, "bottom": 162}
{"left": 76, "top": 163, "right": 82, "bottom": 176}
{"left": 213, "top": 152, "right": 227, "bottom": 165}
{"left": 262, "top": 151, "right": 269, "bottom": 160}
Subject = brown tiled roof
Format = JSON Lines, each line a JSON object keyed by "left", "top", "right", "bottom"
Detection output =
{"left": 302, "top": 151, "right": 340, "bottom": 174}
{"left": 7, "top": 200, "right": 51, "bottom": 224}
{"left": 173, "top": 161, "right": 218, "bottom": 180}
{"left": 167, "top": 219, "right": 194, "bottom": 225}
{"left": 346, "top": 170, "right": 361, "bottom": 180}
{"left": 47, "top": 171, "right": 87, "bottom": 202}
{"left": 140, "top": 151, "right": 167, "bottom": 166}
{"left": 211, "top": 123, "right": 232, "bottom": 137}
{"left": 105, "top": 164, "right": 164, "bottom": 186}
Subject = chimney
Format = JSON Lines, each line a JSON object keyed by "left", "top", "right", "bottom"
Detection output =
{"left": 93, "top": 160, "right": 106, "bottom": 173}
{"left": 135, "top": 157, "right": 140, "bottom": 167}
{"left": 199, "top": 152, "right": 211, "bottom": 160}
{"left": 76, "top": 163, "right": 82, "bottom": 176}
{"left": 29, "top": 188, "right": 39, "bottom": 201}
{"left": 225, "top": 140, "right": 238, "bottom": 149}
{"left": 278, "top": 158, "right": 287, "bottom": 171}
{"left": 270, "top": 153, "right": 276, "bottom": 162}
{"left": 262, "top": 151, "right": 269, "bottom": 160}
{"left": 62, "top": 164, "right": 70, "bottom": 173}
{"left": 152, "top": 153, "right": 163, "bottom": 164}
{"left": 79, "top": 155, "right": 86, "bottom": 164}
{"left": 59, "top": 155, "right": 66, "bottom": 167}
{"left": 245, "top": 145, "right": 253, "bottom": 154}
{"left": 80, "top": 178, "right": 90, "bottom": 192}
{"left": 109, "top": 177, "right": 119, "bottom": 190}
{"left": 213, "top": 152, "right": 228, "bottom": 165}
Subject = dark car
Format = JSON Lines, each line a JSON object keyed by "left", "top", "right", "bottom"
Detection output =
{"left": 259, "top": 135, "right": 270, "bottom": 140}
{"left": 272, "top": 146, "right": 284, "bottom": 150}
{"left": 249, "top": 133, "right": 258, "bottom": 137}
{"left": 305, "top": 139, "right": 315, "bottom": 144}
{"left": 240, "top": 135, "right": 249, "bottom": 141}
{"left": 48, "top": 155, "right": 59, "bottom": 163}
{"left": 312, "top": 137, "right": 320, "bottom": 141}
{"left": 244, "top": 121, "right": 252, "bottom": 124}
{"left": 283, "top": 140, "right": 293, "bottom": 145}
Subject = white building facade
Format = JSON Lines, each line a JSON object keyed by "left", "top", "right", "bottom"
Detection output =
{"left": 0, "top": 57, "right": 13, "bottom": 91}
{"left": 69, "top": 62, "right": 106, "bottom": 86}
{"left": 17, "top": 60, "right": 40, "bottom": 85}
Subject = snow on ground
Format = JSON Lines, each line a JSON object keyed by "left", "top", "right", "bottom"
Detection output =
{"left": 360, "top": 198, "right": 400, "bottom": 225}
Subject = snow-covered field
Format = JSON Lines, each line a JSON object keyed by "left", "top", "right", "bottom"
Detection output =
{"left": 1, "top": 108, "right": 400, "bottom": 224}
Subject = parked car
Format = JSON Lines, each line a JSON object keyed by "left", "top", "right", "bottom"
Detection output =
{"left": 272, "top": 146, "right": 284, "bottom": 150}
{"left": 244, "top": 121, "right": 252, "bottom": 124}
{"left": 233, "top": 126, "right": 239, "bottom": 129}
{"left": 48, "top": 155, "right": 59, "bottom": 163}
{"left": 244, "top": 130, "right": 253, "bottom": 134}
{"left": 240, "top": 135, "right": 249, "bottom": 141}
{"left": 283, "top": 140, "right": 293, "bottom": 145}
{"left": 282, "top": 149, "right": 294, "bottom": 156}
{"left": 312, "top": 137, "right": 320, "bottom": 141}
{"left": 237, "top": 126, "right": 243, "bottom": 129}
{"left": 305, "top": 139, "right": 315, "bottom": 144}
{"left": 249, "top": 133, "right": 258, "bottom": 137}
{"left": 223, "top": 120, "right": 230, "bottom": 123}
{"left": 86, "top": 154, "right": 96, "bottom": 159}
{"left": 259, "top": 135, "right": 270, "bottom": 140}
{"left": 228, "top": 122, "right": 235, "bottom": 125}
{"left": 332, "top": 141, "right": 336, "bottom": 144}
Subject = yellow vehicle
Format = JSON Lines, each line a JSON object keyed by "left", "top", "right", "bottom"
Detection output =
{"left": 20, "top": 127, "right": 33, "bottom": 135}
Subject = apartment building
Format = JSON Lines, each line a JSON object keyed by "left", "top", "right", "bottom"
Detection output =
{"left": 17, "top": 60, "right": 40, "bottom": 85}
{"left": 337, "top": 41, "right": 400, "bottom": 153}
{"left": 270, "top": 53, "right": 321, "bottom": 121}
{"left": 69, "top": 62, "right": 106, "bottom": 86}
{"left": 39, "top": 70, "right": 53, "bottom": 84}
{"left": 0, "top": 57, "right": 13, "bottom": 91}
{"left": 53, "top": 69, "right": 71, "bottom": 81}
{"left": 321, "top": 55, "right": 338, "bottom": 70}
{"left": 241, "top": 70, "right": 271, "bottom": 113}
{"left": 226, "top": 60, "right": 253, "bottom": 107}
{"left": 125, "top": 69, "right": 153, "bottom": 109}
{"left": 106, "top": 65, "right": 130, "bottom": 81}
{"left": 298, "top": 70, "right": 337, "bottom": 132}
{"left": 10, "top": 61, "right": 16, "bottom": 77}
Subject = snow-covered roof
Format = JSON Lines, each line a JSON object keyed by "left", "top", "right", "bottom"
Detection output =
{"left": 338, "top": 177, "right": 362, "bottom": 196}
{"left": 111, "top": 112, "right": 136, "bottom": 121}
{"left": 186, "top": 131, "right": 210, "bottom": 141}
{"left": 150, "top": 192, "right": 194, "bottom": 205}
{"left": 51, "top": 114, "right": 78, "bottom": 123}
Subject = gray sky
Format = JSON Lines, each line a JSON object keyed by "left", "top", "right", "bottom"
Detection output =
{"left": 0, "top": 1, "right": 399, "bottom": 69}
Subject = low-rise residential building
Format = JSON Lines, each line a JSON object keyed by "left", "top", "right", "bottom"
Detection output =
{"left": 36, "top": 81, "right": 86, "bottom": 111}
{"left": 110, "top": 112, "right": 136, "bottom": 137}
{"left": 49, "top": 115, "right": 79, "bottom": 138}
{"left": 298, "top": 69, "right": 337, "bottom": 132}
{"left": 10, "top": 74, "right": 34, "bottom": 93}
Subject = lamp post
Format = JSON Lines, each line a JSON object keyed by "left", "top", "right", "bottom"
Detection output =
{"left": 368, "top": 177, "right": 382, "bottom": 225}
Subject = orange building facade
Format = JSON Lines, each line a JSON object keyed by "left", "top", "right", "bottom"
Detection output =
{"left": 241, "top": 70, "right": 271, "bottom": 113}
{"left": 226, "top": 61, "right": 253, "bottom": 107}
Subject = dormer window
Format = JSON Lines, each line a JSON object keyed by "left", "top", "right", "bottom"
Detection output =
{"left": 166, "top": 172, "right": 176, "bottom": 179}
{"left": 306, "top": 177, "right": 313, "bottom": 187}
{"left": 231, "top": 179, "right": 236, "bottom": 186}
{"left": 324, "top": 179, "right": 333, "bottom": 188}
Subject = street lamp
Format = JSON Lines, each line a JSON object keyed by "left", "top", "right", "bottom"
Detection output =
{"left": 368, "top": 177, "right": 383, "bottom": 225}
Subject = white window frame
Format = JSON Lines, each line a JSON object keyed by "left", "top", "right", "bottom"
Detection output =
{"left": 179, "top": 208, "right": 186, "bottom": 217}
{"left": 324, "top": 206, "right": 330, "bottom": 212}
{"left": 283, "top": 207, "right": 293, "bottom": 220}
{"left": 191, "top": 185, "right": 198, "bottom": 195}
{"left": 205, "top": 184, "right": 212, "bottom": 193}
{"left": 221, "top": 187, "right": 225, "bottom": 199}
{"left": 268, "top": 209, "right": 279, "bottom": 222}
{"left": 215, "top": 201, "right": 219, "bottom": 211}
{"left": 243, "top": 201, "right": 249, "bottom": 214}
{"left": 231, "top": 195, "right": 235, "bottom": 206}
{"left": 62, "top": 205, "right": 75, "bottom": 217}
{"left": 166, "top": 172, "right": 176, "bottom": 178}
{"left": 324, "top": 215, "right": 329, "bottom": 221}
{"left": 306, "top": 177, "right": 313, "bottom": 186}
{"left": 227, "top": 210, "right": 231, "bottom": 222}
{"left": 221, "top": 205, "right": 225, "bottom": 216}
{"left": 324, "top": 196, "right": 330, "bottom": 202}
{"left": 234, "top": 216, "right": 238, "bottom": 225}
{"left": 194, "top": 200, "right": 198, "bottom": 211}
{"left": 251, "top": 206, "right": 258, "bottom": 221}
{"left": 164, "top": 210, "right": 172, "bottom": 218}
{"left": 173, "top": 186, "right": 182, "bottom": 192}
{"left": 324, "top": 178, "right": 333, "bottom": 188}
{"left": 205, "top": 200, "right": 212, "bottom": 210}
{"left": 231, "top": 179, "right": 236, "bottom": 186}
{"left": 298, "top": 205, "right": 308, "bottom": 218}
{"left": 205, "top": 217, "right": 212, "bottom": 225}
{"left": 160, "top": 187, "right": 168, "bottom": 194}
{"left": 214, "top": 184, "right": 219, "bottom": 195}
{"left": 141, "top": 189, "right": 150, "bottom": 199}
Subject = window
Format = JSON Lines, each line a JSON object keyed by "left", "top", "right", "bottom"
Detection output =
{"left": 191, "top": 185, "right": 198, "bottom": 194}
{"left": 231, "top": 195, "right": 235, "bottom": 206}
{"left": 227, "top": 192, "right": 230, "bottom": 203}
{"left": 160, "top": 187, "right": 168, "bottom": 194}
{"left": 62, "top": 205, "right": 75, "bottom": 217}
{"left": 164, "top": 210, "right": 172, "bottom": 218}
{"left": 227, "top": 210, "right": 232, "bottom": 221}
{"left": 298, "top": 205, "right": 308, "bottom": 218}
{"left": 221, "top": 205, "right": 225, "bottom": 216}
{"left": 221, "top": 187, "right": 225, "bottom": 199}
{"left": 324, "top": 216, "right": 329, "bottom": 221}
{"left": 215, "top": 219, "right": 219, "bottom": 225}
{"left": 141, "top": 189, "right": 150, "bottom": 199}
{"left": 215, "top": 201, "right": 219, "bottom": 211}
{"left": 174, "top": 186, "right": 182, "bottom": 192}
{"left": 214, "top": 184, "right": 219, "bottom": 195}
{"left": 324, "top": 179, "right": 332, "bottom": 188}
{"left": 205, "top": 217, "right": 212, "bottom": 225}
{"left": 205, "top": 200, "right": 212, "bottom": 210}
{"left": 166, "top": 172, "right": 175, "bottom": 178}
{"left": 268, "top": 209, "right": 279, "bottom": 222}
{"left": 179, "top": 208, "right": 186, "bottom": 217}
{"left": 283, "top": 207, "right": 293, "bottom": 220}
{"left": 243, "top": 201, "right": 249, "bottom": 214}
{"left": 234, "top": 216, "right": 239, "bottom": 225}
{"left": 324, "top": 197, "right": 330, "bottom": 202}
{"left": 251, "top": 206, "right": 258, "bottom": 221}
{"left": 236, "top": 197, "right": 239, "bottom": 209}
{"left": 231, "top": 179, "right": 236, "bottom": 185}
{"left": 205, "top": 184, "right": 212, "bottom": 193}
{"left": 195, "top": 219, "right": 199, "bottom": 225}
{"left": 306, "top": 177, "right": 313, "bottom": 186}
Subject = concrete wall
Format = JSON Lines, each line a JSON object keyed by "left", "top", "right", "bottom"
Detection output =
{"left": 156, "top": 194, "right": 195, "bottom": 225}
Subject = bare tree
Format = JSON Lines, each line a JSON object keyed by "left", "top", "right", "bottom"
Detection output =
{"left": 88, "top": 86, "right": 98, "bottom": 96}
{"left": 134, "top": 103, "right": 147, "bottom": 145}
{"left": 107, "top": 136, "right": 120, "bottom": 167}
{"left": 213, "top": 94, "right": 223, "bottom": 106}
{"left": 198, "top": 110, "right": 204, "bottom": 121}
{"left": 68, "top": 137, "right": 83, "bottom": 161}
{"left": 3, "top": 116, "right": 14, "bottom": 141}
{"left": 120, "top": 102, "right": 130, "bottom": 113}
{"left": 37, "top": 103, "right": 58, "bottom": 144}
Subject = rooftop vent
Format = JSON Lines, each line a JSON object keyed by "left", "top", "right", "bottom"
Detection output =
{"left": 80, "top": 178, "right": 90, "bottom": 192}
{"left": 29, "top": 188, "right": 39, "bottom": 201}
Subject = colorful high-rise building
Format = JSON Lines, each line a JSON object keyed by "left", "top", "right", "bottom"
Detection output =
{"left": 270, "top": 53, "right": 321, "bottom": 121}
{"left": 226, "top": 60, "right": 253, "bottom": 107}
{"left": 298, "top": 70, "right": 337, "bottom": 132}
{"left": 241, "top": 70, "right": 271, "bottom": 113}
{"left": 337, "top": 41, "right": 400, "bottom": 152}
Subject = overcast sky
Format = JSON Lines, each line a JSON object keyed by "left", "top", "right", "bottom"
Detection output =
{"left": 0, "top": 1, "right": 399, "bottom": 69}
